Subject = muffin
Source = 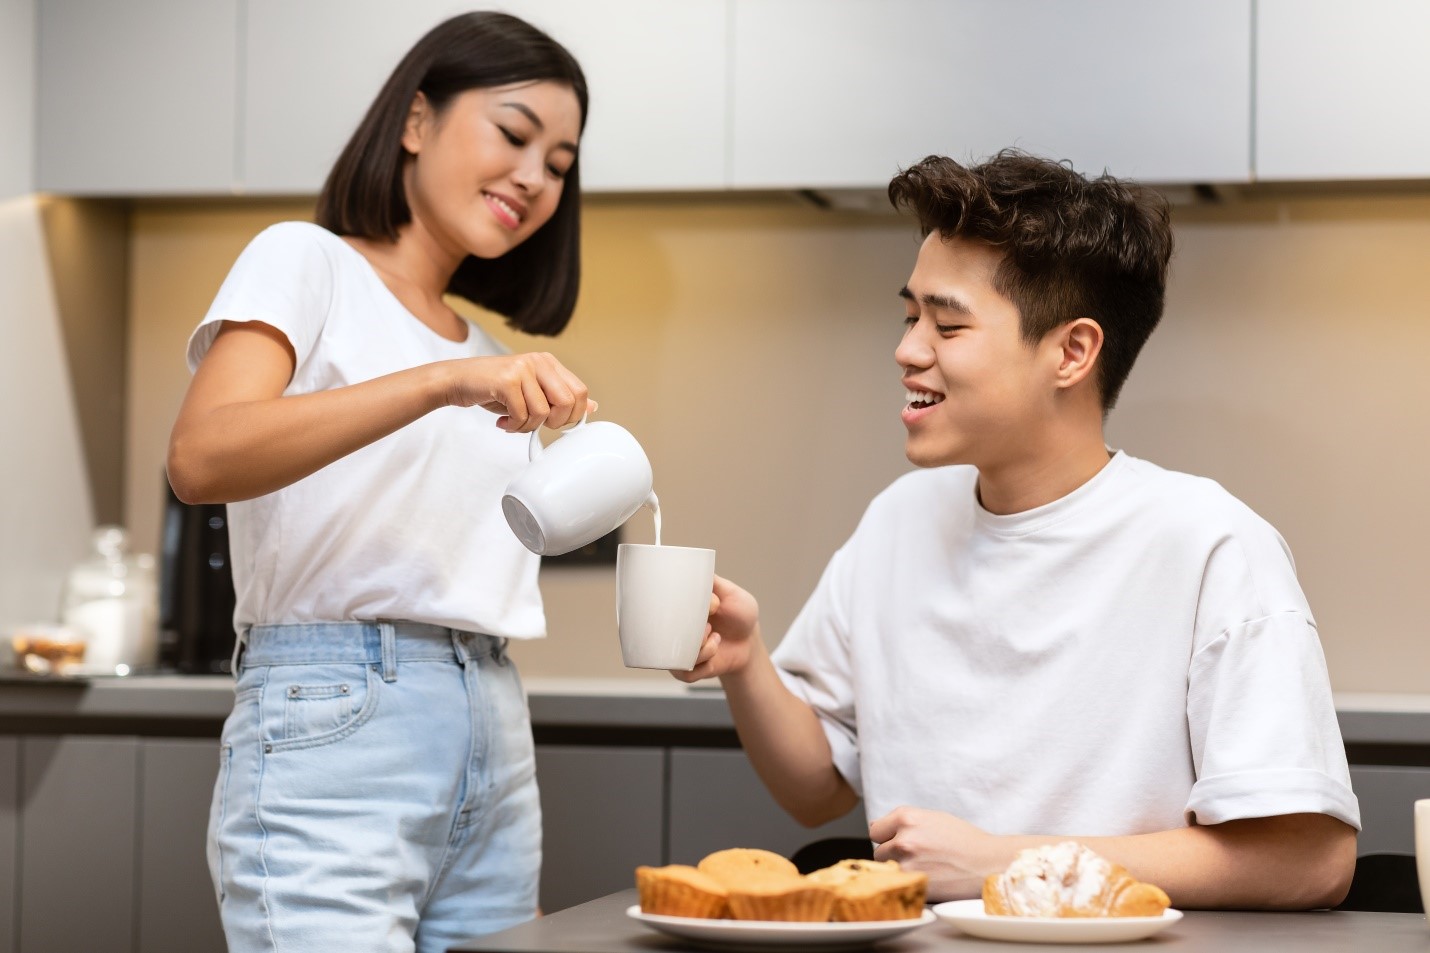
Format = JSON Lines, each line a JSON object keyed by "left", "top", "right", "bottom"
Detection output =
{"left": 636, "top": 865, "right": 729, "bottom": 918}
{"left": 696, "top": 847, "right": 801, "bottom": 887}
{"left": 808, "top": 859, "right": 928, "bottom": 921}
{"left": 725, "top": 878, "right": 837, "bottom": 922}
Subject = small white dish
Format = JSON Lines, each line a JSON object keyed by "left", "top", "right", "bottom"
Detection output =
{"left": 932, "top": 899, "right": 1182, "bottom": 944}
{"left": 626, "top": 905, "right": 936, "bottom": 949}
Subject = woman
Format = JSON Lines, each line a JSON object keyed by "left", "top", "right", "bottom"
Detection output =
{"left": 167, "top": 12, "right": 590, "bottom": 952}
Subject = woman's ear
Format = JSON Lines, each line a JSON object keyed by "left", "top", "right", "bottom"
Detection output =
{"left": 1055, "top": 318, "right": 1104, "bottom": 390}
{"left": 400, "top": 91, "right": 430, "bottom": 156}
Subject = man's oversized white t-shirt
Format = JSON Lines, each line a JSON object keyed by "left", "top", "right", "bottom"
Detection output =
{"left": 187, "top": 222, "right": 544, "bottom": 639}
{"left": 772, "top": 451, "right": 1360, "bottom": 835}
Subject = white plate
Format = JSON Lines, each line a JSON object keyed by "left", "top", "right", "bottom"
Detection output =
{"left": 626, "top": 905, "right": 936, "bottom": 950}
{"left": 932, "top": 899, "right": 1183, "bottom": 944}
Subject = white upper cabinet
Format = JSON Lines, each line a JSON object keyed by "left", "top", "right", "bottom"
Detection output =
{"left": 1256, "top": 0, "right": 1430, "bottom": 181}
{"left": 37, "top": 0, "right": 238, "bottom": 195}
{"left": 730, "top": 0, "right": 1253, "bottom": 188}
{"left": 242, "top": 0, "right": 730, "bottom": 194}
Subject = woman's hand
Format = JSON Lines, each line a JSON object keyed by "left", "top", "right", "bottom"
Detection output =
{"left": 869, "top": 807, "right": 1006, "bottom": 902}
{"left": 672, "top": 575, "right": 762, "bottom": 683}
{"left": 443, "top": 351, "right": 595, "bottom": 432}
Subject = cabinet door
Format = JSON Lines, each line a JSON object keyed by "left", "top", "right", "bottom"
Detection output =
{"left": 243, "top": 1, "right": 729, "bottom": 195}
{"left": 18, "top": 736, "right": 139, "bottom": 953}
{"left": 0, "top": 739, "right": 16, "bottom": 953}
{"left": 534, "top": 745, "right": 665, "bottom": 913}
{"left": 732, "top": 0, "right": 1251, "bottom": 187}
{"left": 1256, "top": 0, "right": 1430, "bottom": 180}
{"left": 36, "top": 0, "right": 238, "bottom": 194}
{"left": 1350, "top": 765, "right": 1430, "bottom": 856}
{"left": 137, "top": 740, "right": 226, "bottom": 953}
{"left": 667, "top": 748, "right": 868, "bottom": 865}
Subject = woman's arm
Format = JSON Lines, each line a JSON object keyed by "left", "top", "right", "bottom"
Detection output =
{"left": 869, "top": 806, "right": 1357, "bottom": 909}
{"left": 167, "top": 321, "right": 591, "bottom": 503}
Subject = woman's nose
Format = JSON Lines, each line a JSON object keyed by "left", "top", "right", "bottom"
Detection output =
{"left": 511, "top": 155, "right": 544, "bottom": 194}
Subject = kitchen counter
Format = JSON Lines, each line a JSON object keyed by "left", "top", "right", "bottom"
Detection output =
{"left": 450, "top": 889, "right": 1430, "bottom": 953}
{"left": 0, "top": 676, "right": 1427, "bottom": 747}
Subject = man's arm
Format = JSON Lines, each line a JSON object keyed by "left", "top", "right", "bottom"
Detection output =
{"left": 869, "top": 806, "right": 1357, "bottom": 909}
{"left": 677, "top": 576, "right": 859, "bottom": 827}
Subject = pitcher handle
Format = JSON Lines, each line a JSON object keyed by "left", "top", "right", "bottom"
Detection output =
{"left": 527, "top": 409, "right": 590, "bottom": 461}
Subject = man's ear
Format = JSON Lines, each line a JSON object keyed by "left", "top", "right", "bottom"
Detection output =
{"left": 400, "top": 91, "right": 430, "bottom": 156}
{"left": 1053, "top": 318, "right": 1103, "bottom": 390}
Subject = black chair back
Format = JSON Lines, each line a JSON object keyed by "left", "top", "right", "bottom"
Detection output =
{"left": 1335, "top": 853, "right": 1423, "bottom": 913}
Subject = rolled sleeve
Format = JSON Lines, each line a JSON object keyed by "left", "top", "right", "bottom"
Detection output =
{"left": 1186, "top": 610, "right": 1360, "bottom": 829}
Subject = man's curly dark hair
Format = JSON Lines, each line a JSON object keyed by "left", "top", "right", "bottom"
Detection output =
{"left": 888, "top": 150, "right": 1173, "bottom": 411}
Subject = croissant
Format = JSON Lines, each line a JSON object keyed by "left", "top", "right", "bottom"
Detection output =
{"left": 982, "top": 842, "right": 1171, "bottom": 918}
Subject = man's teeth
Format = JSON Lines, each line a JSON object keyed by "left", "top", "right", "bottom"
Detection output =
{"left": 905, "top": 389, "right": 945, "bottom": 406}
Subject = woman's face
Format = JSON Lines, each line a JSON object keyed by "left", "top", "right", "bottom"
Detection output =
{"left": 401, "top": 80, "right": 582, "bottom": 261}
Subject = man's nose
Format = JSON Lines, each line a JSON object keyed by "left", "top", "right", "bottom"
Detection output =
{"left": 895, "top": 324, "right": 933, "bottom": 369}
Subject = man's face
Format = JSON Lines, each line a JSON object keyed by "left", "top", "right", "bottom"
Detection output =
{"left": 895, "top": 233, "right": 1052, "bottom": 469}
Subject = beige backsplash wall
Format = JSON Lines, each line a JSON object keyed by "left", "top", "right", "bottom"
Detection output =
{"left": 125, "top": 193, "right": 1430, "bottom": 691}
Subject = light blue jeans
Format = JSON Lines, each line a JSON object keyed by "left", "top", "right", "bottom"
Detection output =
{"left": 207, "top": 621, "right": 541, "bottom": 953}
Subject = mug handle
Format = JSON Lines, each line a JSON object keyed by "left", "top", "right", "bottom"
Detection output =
{"left": 527, "top": 409, "right": 590, "bottom": 462}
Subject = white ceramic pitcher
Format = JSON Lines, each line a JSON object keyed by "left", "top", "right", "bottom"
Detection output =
{"left": 501, "top": 416, "right": 657, "bottom": 557}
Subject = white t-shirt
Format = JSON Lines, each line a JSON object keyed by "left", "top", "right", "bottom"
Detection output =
{"left": 187, "top": 221, "right": 544, "bottom": 639}
{"left": 772, "top": 451, "right": 1360, "bottom": 835}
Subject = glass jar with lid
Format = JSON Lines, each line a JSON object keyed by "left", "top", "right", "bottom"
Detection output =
{"left": 60, "top": 525, "right": 158, "bottom": 675}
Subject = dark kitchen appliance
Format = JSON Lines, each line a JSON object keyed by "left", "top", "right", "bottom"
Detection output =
{"left": 159, "top": 480, "right": 237, "bottom": 674}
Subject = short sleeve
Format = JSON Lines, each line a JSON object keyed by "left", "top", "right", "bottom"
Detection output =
{"left": 770, "top": 543, "right": 863, "bottom": 794}
{"left": 186, "top": 222, "right": 336, "bottom": 373}
{"left": 1185, "top": 536, "right": 1360, "bottom": 829}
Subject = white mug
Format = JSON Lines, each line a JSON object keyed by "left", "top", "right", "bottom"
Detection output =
{"left": 616, "top": 543, "right": 716, "bottom": 671}
{"left": 502, "top": 417, "right": 656, "bottom": 557}
{"left": 1416, "top": 799, "right": 1430, "bottom": 919}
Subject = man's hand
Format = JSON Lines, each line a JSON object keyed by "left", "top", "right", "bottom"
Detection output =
{"left": 869, "top": 807, "right": 1004, "bottom": 901}
{"left": 672, "top": 575, "right": 761, "bottom": 683}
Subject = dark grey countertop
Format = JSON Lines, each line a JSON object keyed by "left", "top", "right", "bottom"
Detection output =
{"left": 0, "top": 675, "right": 1427, "bottom": 744}
{"left": 449, "top": 889, "right": 1430, "bottom": 953}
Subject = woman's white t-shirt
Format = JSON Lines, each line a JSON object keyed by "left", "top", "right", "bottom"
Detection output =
{"left": 187, "top": 221, "right": 544, "bottom": 639}
{"left": 772, "top": 451, "right": 1360, "bottom": 836}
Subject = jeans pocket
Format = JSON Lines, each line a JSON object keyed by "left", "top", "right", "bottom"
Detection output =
{"left": 266, "top": 663, "right": 379, "bottom": 753}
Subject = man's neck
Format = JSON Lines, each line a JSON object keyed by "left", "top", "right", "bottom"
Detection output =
{"left": 974, "top": 436, "right": 1115, "bottom": 516}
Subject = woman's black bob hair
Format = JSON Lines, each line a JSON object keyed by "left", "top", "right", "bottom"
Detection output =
{"left": 316, "top": 11, "right": 589, "bottom": 336}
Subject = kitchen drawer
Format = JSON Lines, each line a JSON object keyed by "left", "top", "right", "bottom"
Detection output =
{"left": 666, "top": 747, "right": 868, "bottom": 865}
{"left": 535, "top": 744, "right": 665, "bottom": 912}
{"left": 1351, "top": 765, "right": 1430, "bottom": 856}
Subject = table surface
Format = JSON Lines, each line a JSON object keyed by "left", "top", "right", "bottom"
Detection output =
{"left": 450, "top": 890, "right": 1430, "bottom": 953}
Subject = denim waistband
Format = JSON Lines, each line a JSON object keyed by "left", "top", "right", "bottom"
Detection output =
{"left": 239, "top": 621, "right": 506, "bottom": 674}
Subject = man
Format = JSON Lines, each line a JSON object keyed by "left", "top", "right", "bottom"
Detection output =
{"left": 680, "top": 150, "right": 1359, "bottom": 909}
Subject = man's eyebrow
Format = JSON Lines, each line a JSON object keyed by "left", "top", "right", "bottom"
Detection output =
{"left": 898, "top": 286, "right": 972, "bottom": 314}
{"left": 501, "top": 102, "right": 579, "bottom": 154}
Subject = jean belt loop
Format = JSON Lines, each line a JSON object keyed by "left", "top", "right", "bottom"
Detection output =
{"left": 378, "top": 622, "right": 398, "bottom": 683}
{"left": 229, "top": 627, "right": 249, "bottom": 679}
{"left": 449, "top": 628, "right": 468, "bottom": 668}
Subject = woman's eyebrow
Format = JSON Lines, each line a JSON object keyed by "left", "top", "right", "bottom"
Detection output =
{"left": 500, "top": 102, "right": 578, "bottom": 154}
